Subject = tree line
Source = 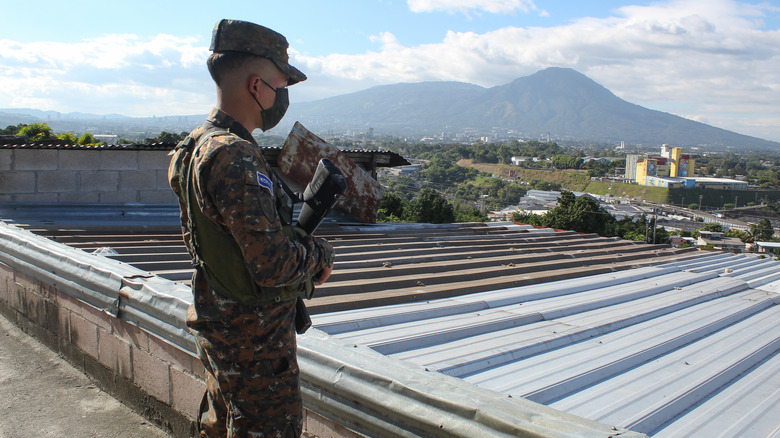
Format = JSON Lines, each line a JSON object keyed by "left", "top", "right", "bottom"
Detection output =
{"left": 2, "top": 122, "right": 103, "bottom": 145}
{"left": 1, "top": 122, "right": 188, "bottom": 146}
{"left": 512, "top": 191, "right": 671, "bottom": 244}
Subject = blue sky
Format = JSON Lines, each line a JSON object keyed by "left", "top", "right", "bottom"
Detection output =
{"left": 1, "top": 0, "right": 779, "bottom": 142}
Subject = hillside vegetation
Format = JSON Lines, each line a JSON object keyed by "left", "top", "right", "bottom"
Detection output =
{"left": 457, "top": 159, "right": 591, "bottom": 191}
{"left": 584, "top": 181, "right": 669, "bottom": 203}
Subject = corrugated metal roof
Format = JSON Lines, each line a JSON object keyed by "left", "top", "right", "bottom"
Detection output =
{"left": 0, "top": 142, "right": 410, "bottom": 167}
{"left": 11, "top": 210, "right": 778, "bottom": 437}
{"left": 314, "top": 252, "right": 780, "bottom": 437}
{"left": 0, "top": 142, "right": 173, "bottom": 150}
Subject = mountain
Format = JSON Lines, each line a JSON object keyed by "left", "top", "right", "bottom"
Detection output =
{"left": 284, "top": 67, "right": 779, "bottom": 150}
{"left": 2, "top": 68, "right": 778, "bottom": 150}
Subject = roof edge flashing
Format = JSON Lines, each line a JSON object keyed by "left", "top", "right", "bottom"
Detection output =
{"left": 298, "top": 328, "right": 646, "bottom": 438}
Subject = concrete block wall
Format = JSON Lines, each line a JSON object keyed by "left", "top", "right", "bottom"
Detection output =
{"left": 0, "top": 258, "right": 359, "bottom": 438}
{"left": 0, "top": 148, "right": 177, "bottom": 204}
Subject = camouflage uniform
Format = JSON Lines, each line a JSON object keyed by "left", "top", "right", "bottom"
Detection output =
{"left": 168, "top": 107, "right": 334, "bottom": 437}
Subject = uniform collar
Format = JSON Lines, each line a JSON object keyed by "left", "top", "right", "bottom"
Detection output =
{"left": 205, "top": 108, "right": 257, "bottom": 145}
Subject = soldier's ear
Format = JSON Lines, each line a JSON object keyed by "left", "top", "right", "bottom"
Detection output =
{"left": 248, "top": 74, "right": 262, "bottom": 99}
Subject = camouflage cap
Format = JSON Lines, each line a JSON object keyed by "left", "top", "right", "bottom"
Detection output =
{"left": 210, "top": 19, "right": 307, "bottom": 85}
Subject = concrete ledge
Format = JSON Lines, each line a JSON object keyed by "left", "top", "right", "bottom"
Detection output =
{"left": 0, "top": 264, "right": 198, "bottom": 437}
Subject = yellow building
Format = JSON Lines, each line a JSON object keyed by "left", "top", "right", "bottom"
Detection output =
{"left": 635, "top": 156, "right": 669, "bottom": 184}
{"left": 670, "top": 147, "right": 695, "bottom": 177}
{"left": 629, "top": 146, "right": 698, "bottom": 186}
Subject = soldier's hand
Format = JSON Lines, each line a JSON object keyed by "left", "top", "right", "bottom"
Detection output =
{"left": 314, "top": 266, "right": 332, "bottom": 285}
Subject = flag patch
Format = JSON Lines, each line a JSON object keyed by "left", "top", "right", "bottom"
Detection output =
{"left": 256, "top": 171, "right": 274, "bottom": 194}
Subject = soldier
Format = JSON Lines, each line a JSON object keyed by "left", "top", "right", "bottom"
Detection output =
{"left": 168, "top": 19, "right": 334, "bottom": 437}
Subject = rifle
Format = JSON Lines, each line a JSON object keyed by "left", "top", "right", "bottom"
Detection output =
{"left": 294, "top": 158, "right": 348, "bottom": 333}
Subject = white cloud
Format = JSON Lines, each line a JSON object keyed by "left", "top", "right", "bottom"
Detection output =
{"left": 407, "top": 0, "right": 540, "bottom": 15}
{"left": 0, "top": 34, "right": 212, "bottom": 116}
{"left": 296, "top": 0, "right": 780, "bottom": 141}
{"left": 0, "top": 0, "right": 778, "bottom": 142}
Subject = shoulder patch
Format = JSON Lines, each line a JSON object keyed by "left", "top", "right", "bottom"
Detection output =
{"left": 256, "top": 171, "right": 274, "bottom": 194}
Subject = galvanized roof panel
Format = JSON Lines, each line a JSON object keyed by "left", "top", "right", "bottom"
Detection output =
{"left": 312, "top": 251, "right": 780, "bottom": 437}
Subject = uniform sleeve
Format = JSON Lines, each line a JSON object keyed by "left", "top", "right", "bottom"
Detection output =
{"left": 197, "top": 138, "right": 334, "bottom": 288}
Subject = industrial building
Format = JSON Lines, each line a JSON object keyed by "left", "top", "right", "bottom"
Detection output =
{"left": 625, "top": 146, "right": 747, "bottom": 190}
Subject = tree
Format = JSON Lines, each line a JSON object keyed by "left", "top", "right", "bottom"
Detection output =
{"left": 454, "top": 205, "right": 488, "bottom": 223}
{"left": 551, "top": 154, "right": 582, "bottom": 169}
{"left": 57, "top": 132, "right": 79, "bottom": 144}
{"left": 145, "top": 131, "right": 188, "bottom": 144}
{"left": 544, "top": 191, "right": 613, "bottom": 235}
{"left": 377, "top": 192, "right": 408, "bottom": 222}
{"left": 405, "top": 188, "right": 455, "bottom": 224}
{"left": 753, "top": 218, "right": 775, "bottom": 242}
{"left": 78, "top": 132, "right": 100, "bottom": 145}
{"left": 497, "top": 144, "right": 513, "bottom": 164}
{"left": 513, "top": 191, "right": 616, "bottom": 236}
{"left": 1, "top": 124, "right": 28, "bottom": 135}
{"left": 18, "top": 123, "right": 54, "bottom": 141}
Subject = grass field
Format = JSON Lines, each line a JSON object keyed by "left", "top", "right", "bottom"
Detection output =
{"left": 584, "top": 180, "right": 669, "bottom": 203}
{"left": 458, "top": 159, "right": 592, "bottom": 192}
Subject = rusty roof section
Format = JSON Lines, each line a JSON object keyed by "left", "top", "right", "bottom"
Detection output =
{"left": 23, "top": 221, "right": 699, "bottom": 314}
{"left": 0, "top": 141, "right": 409, "bottom": 168}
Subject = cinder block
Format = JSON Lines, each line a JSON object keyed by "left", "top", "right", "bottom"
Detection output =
{"left": 138, "top": 150, "right": 172, "bottom": 170}
{"left": 58, "top": 191, "right": 100, "bottom": 203}
{"left": 37, "top": 170, "right": 78, "bottom": 193}
{"left": 0, "top": 150, "right": 12, "bottom": 170}
{"left": 111, "top": 317, "right": 149, "bottom": 351}
{"left": 13, "top": 149, "right": 58, "bottom": 170}
{"left": 98, "top": 327, "right": 133, "bottom": 379}
{"left": 191, "top": 356, "right": 206, "bottom": 380}
{"left": 13, "top": 193, "right": 59, "bottom": 202}
{"left": 304, "top": 409, "right": 363, "bottom": 438}
{"left": 70, "top": 313, "right": 99, "bottom": 359}
{"left": 38, "top": 281, "right": 56, "bottom": 299}
{"left": 148, "top": 334, "right": 196, "bottom": 371}
{"left": 132, "top": 346, "right": 172, "bottom": 403}
{"left": 156, "top": 169, "right": 171, "bottom": 190}
{"left": 0, "top": 275, "right": 7, "bottom": 305}
{"left": 76, "top": 300, "right": 113, "bottom": 331}
{"left": 0, "top": 171, "right": 36, "bottom": 194}
{"left": 0, "top": 261, "right": 14, "bottom": 282}
{"left": 120, "top": 170, "right": 157, "bottom": 191}
{"left": 20, "top": 287, "right": 46, "bottom": 326}
{"left": 79, "top": 170, "right": 119, "bottom": 192}
{"left": 170, "top": 367, "right": 205, "bottom": 418}
{"left": 14, "top": 270, "right": 38, "bottom": 291}
{"left": 59, "top": 149, "right": 100, "bottom": 170}
{"left": 55, "top": 290, "right": 88, "bottom": 314}
{"left": 53, "top": 303, "right": 71, "bottom": 341}
{"left": 100, "top": 190, "right": 139, "bottom": 203}
{"left": 139, "top": 190, "right": 177, "bottom": 204}
{"left": 44, "top": 299, "right": 64, "bottom": 336}
{"left": 99, "top": 150, "right": 138, "bottom": 170}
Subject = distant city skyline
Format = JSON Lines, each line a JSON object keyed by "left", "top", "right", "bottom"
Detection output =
{"left": 1, "top": 0, "right": 779, "bottom": 142}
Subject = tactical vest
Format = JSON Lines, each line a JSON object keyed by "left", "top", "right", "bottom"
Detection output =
{"left": 171, "top": 127, "right": 311, "bottom": 306}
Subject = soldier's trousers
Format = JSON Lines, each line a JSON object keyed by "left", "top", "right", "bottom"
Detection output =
{"left": 191, "top": 299, "right": 301, "bottom": 437}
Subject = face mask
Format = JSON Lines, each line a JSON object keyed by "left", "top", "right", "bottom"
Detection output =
{"left": 253, "top": 79, "right": 289, "bottom": 131}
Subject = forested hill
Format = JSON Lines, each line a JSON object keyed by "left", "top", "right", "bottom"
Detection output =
{"left": 285, "top": 67, "right": 779, "bottom": 150}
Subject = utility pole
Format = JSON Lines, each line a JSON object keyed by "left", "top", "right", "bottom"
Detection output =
{"left": 734, "top": 196, "right": 738, "bottom": 209}
{"left": 699, "top": 194, "right": 703, "bottom": 210}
